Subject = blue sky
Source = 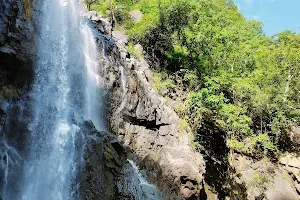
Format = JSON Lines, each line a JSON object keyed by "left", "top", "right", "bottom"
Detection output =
{"left": 233, "top": 0, "right": 300, "bottom": 35}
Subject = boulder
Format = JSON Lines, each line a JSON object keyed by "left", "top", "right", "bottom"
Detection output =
{"left": 112, "top": 31, "right": 129, "bottom": 46}
{"left": 230, "top": 154, "right": 300, "bottom": 200}
{"left": 279, "top": 154, "right": 300, "bottom": 168}
{"left": 279, "top": 153, "right": 300, "bottom": 194}
{"left": 86, "top": 11, "right": 111, "bottom": 35}
{"left": 290, "top": 126, "right": 300, "bottom": 145}
{"left": 129, "top": 10, "right": 143, "bottom": 22}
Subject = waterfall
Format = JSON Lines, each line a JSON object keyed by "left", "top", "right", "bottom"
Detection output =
{"left": 125, "top": 160, "right": 162, "bottom": 200}
{"left": 82, "top": 27, "right": 104, "bottom": 130}
{"left": 0, "top": 0, "right": 164, "bottom": 199}
{"left": 2, "top": 0, "right": 104, "bottom": 199}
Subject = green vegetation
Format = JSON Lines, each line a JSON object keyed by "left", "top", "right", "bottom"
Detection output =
{"left": 152, "top": 71, "right": 176, "bottom": 94}
{"left": 91, "top": 0, "right": 300, "bottom": 158}
{"left": 250, "top": 171, "right": 272, "bottom": 190}
{"left": 125, "top": 42, "right": 143, "bottom": 57}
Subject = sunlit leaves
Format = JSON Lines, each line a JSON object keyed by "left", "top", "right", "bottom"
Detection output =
{"left": 91, "top": 0, "right": 300, "bottom": 157}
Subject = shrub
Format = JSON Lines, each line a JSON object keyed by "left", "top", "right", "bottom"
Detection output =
{"left": 227, "top": 138, "right": 251, "bottom": 155}
{"left": 126, "top": 42, "right": 143, "bottom": 57}
{"left": 89, "top": 0, "right": 300, "bottom": 158}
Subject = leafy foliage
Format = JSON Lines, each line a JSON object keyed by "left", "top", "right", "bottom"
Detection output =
{"left": 91, "top": 0, "right": 300, "bottom": 158}
{"left": 125, "top": 42, "right": 143, "bottom": 57}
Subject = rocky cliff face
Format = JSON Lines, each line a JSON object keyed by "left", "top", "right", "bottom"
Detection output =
{"left": 73, "top": 120, "right": 126, "bottom": 200}
{"left": 77, "top": 118, "right": 164, "bottom": 200}
{"left": 89, "top": 13, "right": 206, "bottom": 200}
{"left": 0, "top": 0, "right": 34, "bottom": 162}
{"left": 88, "top": 12, "right": 300, "bottom": 200}
{"left": 230, "top": 153, "right": 300, "bottom": 200}
{"left": 1, "top": 3, "right": 298, "bottom": 199}
{"left": 0, "top": 1, "right": 34, "bottom": 197}
{"left": 0, "top": 0, "right": 34, "bottom": 100}
{"left": 0, "top": 3, "right": 163, "bottom": 199}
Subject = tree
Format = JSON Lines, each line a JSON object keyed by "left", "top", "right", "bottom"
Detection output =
{"left": 89, "top": 0, "right": 300, "bottom": 158}
{"left": 84, "top": 0, "right": 97, "bottom": 11}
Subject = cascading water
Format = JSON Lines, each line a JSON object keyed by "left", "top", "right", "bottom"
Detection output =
{"left": 0, "top": 0, "right": 163, "bottom": 199}
{"left": 2, "top": 0, "right": 105, "bottom": 199}
{"left": 82, "top": 26, "right": 104, "bottom": 130}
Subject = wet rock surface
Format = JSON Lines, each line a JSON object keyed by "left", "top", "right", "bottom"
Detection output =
{"left": 77, "top": 120, "right": 163, "bottom": 200}
{"left": 0, "top": 5, "right": 161, "bottom": 199}
{"left": 0, "top": 0, "right": 34, "bottom": 197}
{"left": 116, "top": 160, "right": 162, "bottom": 200}
{"left": 0, "top": 109, "right": 6, "bottom": 194}
{"left": 0, "top": 101, "right": 32, "bottom": 199}
{"left": 0, "top": 0, "right": 34, "bottom": 100}
{"left": 1, "top": 4, "right": 298, "bottom": 199}
{"left": 89, "top": 12, "right": 206, "bottom": 200}
{"left": 77, "top": 120, "right": 124, "bottom": 200}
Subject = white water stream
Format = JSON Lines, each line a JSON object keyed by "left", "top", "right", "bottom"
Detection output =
{"left": 2, "top": 0, "right": 104, "bottom": 199}
{"left": 1, "top": 0, "right": 162, "bottom": 199}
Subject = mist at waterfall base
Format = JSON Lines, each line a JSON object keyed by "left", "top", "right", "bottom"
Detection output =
{"left": 1, "top": 0, "right": 162, "bottom": 199}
